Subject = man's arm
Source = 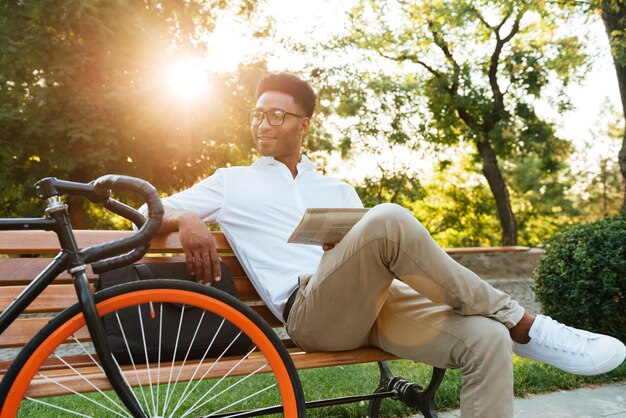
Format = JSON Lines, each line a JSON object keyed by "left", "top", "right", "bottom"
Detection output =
{"left": 161, "top": 207, "right": 221, "bottom": 285}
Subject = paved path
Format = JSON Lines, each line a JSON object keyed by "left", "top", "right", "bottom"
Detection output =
{"left": 431, "top": 381, "right": 626, "bottom": 418}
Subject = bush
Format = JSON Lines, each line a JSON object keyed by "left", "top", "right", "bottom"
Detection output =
{"left": 532, "top": 215, "right": 626, "bottom": 342}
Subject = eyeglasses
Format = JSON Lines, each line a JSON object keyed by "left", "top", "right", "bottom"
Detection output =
{"left": 249, "top": 109, "right": 306, "bottom": 126}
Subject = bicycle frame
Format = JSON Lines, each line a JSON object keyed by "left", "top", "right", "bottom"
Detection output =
{"left": 0, "top": 189, "right": 148, "bottom": 417}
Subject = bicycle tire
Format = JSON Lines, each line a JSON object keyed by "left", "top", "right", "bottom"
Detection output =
{"left": 0, "top": 279, "right": 306, "bottom": 417}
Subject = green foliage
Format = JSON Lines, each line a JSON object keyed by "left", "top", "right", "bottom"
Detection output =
{"left": 355, "top": 167, "right": 423, "bottom": 208}
{"left": 0, "top": 0, "right": 265, "bottom": 221}
{"left": 410, "top": 166, "right": 501, "bottom": 247}
{"left": 506, "top": 156, "right": 580, "bottom": 246}
{"left": 533, "top": 215, "right": 626, "bottom": 341}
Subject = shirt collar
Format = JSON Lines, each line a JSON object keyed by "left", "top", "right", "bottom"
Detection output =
{"left": 252, "top": 155, "right": 316, "bottom": 173}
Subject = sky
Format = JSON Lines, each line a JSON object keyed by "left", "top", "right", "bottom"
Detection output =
{"left": 196, "top": 0, "right": 622, "bottom": 181}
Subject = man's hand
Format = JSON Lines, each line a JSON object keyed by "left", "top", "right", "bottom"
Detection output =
{"left": 322, "top": 243, "right": 337, "bottom": 251}
{"left": 162, "top": 209, "right": 221, "bottom": 285}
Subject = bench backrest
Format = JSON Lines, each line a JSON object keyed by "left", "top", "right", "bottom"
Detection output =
{"left": 0, "top": 228, "right": 530, "bottom": 351}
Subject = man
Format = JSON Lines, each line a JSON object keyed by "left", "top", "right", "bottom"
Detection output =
{"left": 155, "top": 72, "right": 625, "bottom": 417}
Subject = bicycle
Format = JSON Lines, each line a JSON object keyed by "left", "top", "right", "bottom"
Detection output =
{"left": 0, "top": 174, "right": 306, "bottom": 417}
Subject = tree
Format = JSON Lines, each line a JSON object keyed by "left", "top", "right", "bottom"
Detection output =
{"left": 597, "top": 0, "right": 626, "bottom": 212}
{"left": 0, "top": 0, "right": 266, "bottom": 226}
{"left": 310, "top": 0, "right": 587, "bottom": 245}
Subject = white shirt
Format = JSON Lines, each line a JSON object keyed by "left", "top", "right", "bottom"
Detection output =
{"left": 161, "top": 155, "right": 363, "bottom": 320}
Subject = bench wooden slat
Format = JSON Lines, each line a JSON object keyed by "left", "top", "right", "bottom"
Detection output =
{"left": 0, "top": 255, "right": 246, "bottom": 286}
{"left": 445, "top": 245, "right": 529, "bottom": 254}
{"left": 22, "top": 352, "right": 274, "bottom": 398}
{"left": 0, "top": 317, "right": 91, "bottom": 348}
{"left": 0, "top": 258, "right": 81, "bottom": 286}
{"left": 0, "top": 314, "right": 277, "bottom": 350}
{"left": 0, "top": 230, "right": 232, "bottom": 254}
{"left": 0, "top": 278, "right": 259, "bottom": 315}
{"left": 4, "top": 347, "right": 397, "bottom": 398}
{"left": 289, "top": 347, "right": 397, "bottom": 369}
{"left": 0, "top": 285, "right": 79, "bottom": 313}
{"left": 0, "top": 355, "right": 98, "bottom": 374}
{"left": 0, "top": 299, "right": 274, "bottom": 342}
{"left": 0, "top": 307, "right": 278, "bottom": 349}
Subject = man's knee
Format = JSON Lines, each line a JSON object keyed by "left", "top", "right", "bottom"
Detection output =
{"left": 462, "top": 320, "right": 513, "bottom": 367}
{"left": 361, "top": 203, "right": 428, "bottom": 239}
{"left": 368, "top": 203, "right": 411, "bottom": 220}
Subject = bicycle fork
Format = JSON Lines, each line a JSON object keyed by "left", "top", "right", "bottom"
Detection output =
{"left": 73, "top": 268, "right": 149, "bottom": 418}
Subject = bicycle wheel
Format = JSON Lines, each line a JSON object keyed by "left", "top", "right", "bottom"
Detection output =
{"left": 0, "top": 280, "right": 306, "bottom": 417}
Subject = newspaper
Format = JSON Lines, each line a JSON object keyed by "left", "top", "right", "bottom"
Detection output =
{"left": 288, "top": 208, "right": 370, "bottom": 245}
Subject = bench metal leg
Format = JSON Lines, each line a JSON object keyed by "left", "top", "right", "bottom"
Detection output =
{"left": 368, "top": 361, "right": 446, "bottom": 418}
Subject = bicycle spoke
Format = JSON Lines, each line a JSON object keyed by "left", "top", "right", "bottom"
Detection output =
{"left": 136, "top": 304, "right": 157, "bottom": 416}
{"left": 53, "top": 353, "right": 128, "bottom": 416}
{"left": 185, "top": 363, "right": 271, "bottom": 418}
{"left": 162, "top": 307, "right": 207, "bottom": 412}
{"left": 114, "top": 311, "right": 151, "bottom": 411}
{"left": 166, "top": 330, "right": 248, "bottom": 418}
{"left": 156, "top": 302, "right": 163, "bottom": 415}
{"left": 111, "top": 354, "right": 147, "bottom": 414}
{"left": 32, "top": 373, "right": 130, "bottom": 418}
{"left": 71, "top": 336, "right": 106, "bottom": 375}
{"left": 24, "top": 397, "right": 94, "bottom": 418}
{"left": 161, "top": 303, "right": 187, "bottom": 417}
{"left": 179, "top": 344, "right": 258, "bottom": 418}
{"left": 206, "top": 382, "right": 277, "bottom": 417}
{"left": 168, "top": 318, "right": 227, "bottom": 414}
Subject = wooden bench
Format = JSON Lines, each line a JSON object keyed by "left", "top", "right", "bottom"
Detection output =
{"left": 0, "top": 229, "right": 531, "bottom": 416}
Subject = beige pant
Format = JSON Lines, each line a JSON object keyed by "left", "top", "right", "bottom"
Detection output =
{"left": 286, "top": 203, "right": 525, "bottom": 418}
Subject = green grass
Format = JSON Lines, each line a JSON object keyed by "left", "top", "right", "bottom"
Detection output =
{"left": 18, "top": 357, "right": 626, "bottom": 417}
{"left": 295, "top": 358, "right": 626, "bottom": 417}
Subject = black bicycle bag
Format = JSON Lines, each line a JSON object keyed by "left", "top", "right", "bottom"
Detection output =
{"left": 96, "top": 261, "right": 252, "bottom": 365}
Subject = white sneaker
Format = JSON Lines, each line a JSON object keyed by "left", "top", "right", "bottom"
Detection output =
{"left": 513, "top": 315, "right": 626, "bottom": 376}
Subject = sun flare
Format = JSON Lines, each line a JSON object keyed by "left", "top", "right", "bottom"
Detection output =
{"left": 166, "top": 59, "right": 211, "bottom": 100}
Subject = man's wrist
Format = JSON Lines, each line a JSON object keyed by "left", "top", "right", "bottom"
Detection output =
{"left": 161, "top": 209, "right": 202, "bottom": 233}
{"left": 174, "top": 211, "right": 204, "bottom": 230}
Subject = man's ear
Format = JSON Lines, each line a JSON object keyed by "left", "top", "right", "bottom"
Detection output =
{"left": 299, "top": 117, "right": 311, "bottom": 135}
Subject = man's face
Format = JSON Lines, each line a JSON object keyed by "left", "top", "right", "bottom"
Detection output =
{"left": 250, "top": 91, "right": 309, "bottom": 164}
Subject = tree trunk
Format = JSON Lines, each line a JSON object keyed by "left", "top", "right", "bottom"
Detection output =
{"left": 475, "top": 138, "right": 518, "bottom": 245}
{"left": 601, "top": 2, "right": 626, "bottom": 212}
{"left": 68, "top": 197, "right": 87, "bottom": 229}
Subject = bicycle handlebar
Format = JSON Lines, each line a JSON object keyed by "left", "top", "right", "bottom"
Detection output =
{"left": 87, "top": 197, "right": 149, "bottom": 274}
{"left": 84, "top": 175, "right": 163, "bottom": 273}
{"left": 35, "top": 175, "right": 164, "bottom": 273}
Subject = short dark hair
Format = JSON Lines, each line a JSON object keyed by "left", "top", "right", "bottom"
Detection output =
{"left": 256, "top": 72, "right": 317, "bottom": 117}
